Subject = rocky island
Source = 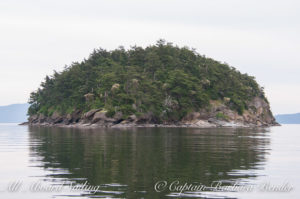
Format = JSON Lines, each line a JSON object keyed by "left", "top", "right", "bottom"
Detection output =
{"left": 27, "top": 40, "right": 278, "bottom": 128}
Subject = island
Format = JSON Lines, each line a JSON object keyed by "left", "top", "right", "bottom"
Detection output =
{"left": 27, "top": 40, "right": 278, "bottom": 128}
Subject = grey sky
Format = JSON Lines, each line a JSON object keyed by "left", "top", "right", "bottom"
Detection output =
{"left": 0, "top": 0, "right": 299, "bottom": 114}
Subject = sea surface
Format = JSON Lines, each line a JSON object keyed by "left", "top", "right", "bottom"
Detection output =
{"left": 0, "top": 124, "right": 299, "bottom": 199}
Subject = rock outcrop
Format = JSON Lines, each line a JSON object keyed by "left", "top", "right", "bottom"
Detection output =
{"left": 27, "top": 96, "right": 278, "bottom": 128}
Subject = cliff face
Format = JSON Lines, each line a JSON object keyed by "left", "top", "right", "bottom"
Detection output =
{"left": 182, "top": 97, "right": 277, "bottom": 127}
{"left": 27, "top": 40, "right": 278, "bottom": 128}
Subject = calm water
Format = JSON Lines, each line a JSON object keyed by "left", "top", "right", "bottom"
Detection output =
{"left": 0, "top": 124, "right": 299, "bottom": 199}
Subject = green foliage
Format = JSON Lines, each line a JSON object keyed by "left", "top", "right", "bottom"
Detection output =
{"left": 28, "top": 40, "right": 267, "bottom": 121}
{"left": 216, "top": 112, "right": 229, "bottom": 121}
{"left": 105, "top": 109, "right": 115, "bottom": 118}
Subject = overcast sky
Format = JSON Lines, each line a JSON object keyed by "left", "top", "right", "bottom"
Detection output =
{"left": 0, "top": 0, "right": 299, "bottom": 114}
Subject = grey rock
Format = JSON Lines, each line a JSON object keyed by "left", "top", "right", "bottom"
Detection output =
{"left": 128, "top": 114, "right": 137, "bottom": 122}
{"left": 113, "top": 112, "right": 123, "bottom": 120}
{"left": 92, "top": 111, "right": 108, "bottom": 123}
{"left": 83, "top": 109, "right": 101, "bottom": 120}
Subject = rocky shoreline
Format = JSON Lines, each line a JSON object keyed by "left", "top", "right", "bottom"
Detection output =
{"left": 23, "top": 97, "right": 279, "bottom": 129}
{"left": 21, "top": 120, "right": 279, "bottom": 129}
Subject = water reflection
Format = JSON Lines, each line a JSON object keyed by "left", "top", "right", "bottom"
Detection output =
{"left": 28, "top": 127, "right": 271, "bottom": 198}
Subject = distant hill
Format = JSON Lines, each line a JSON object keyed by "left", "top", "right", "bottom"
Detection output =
{"left": 275, "top": 113, "right": 300, "bottom": 124}
{"left": 0, "top": 103, "right": 29, "bottom": 123}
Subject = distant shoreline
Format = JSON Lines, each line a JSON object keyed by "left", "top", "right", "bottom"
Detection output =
{"left": 275, "top": 113, "right": 300, "bottom": 124}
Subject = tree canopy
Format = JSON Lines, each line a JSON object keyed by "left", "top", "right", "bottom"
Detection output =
{"left": 28, "top": 40, "right": 267, "bottom": 122}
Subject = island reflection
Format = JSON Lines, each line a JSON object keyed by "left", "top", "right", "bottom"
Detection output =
{"left": 28, "top": 126, "right": 271, "bottom": 198}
